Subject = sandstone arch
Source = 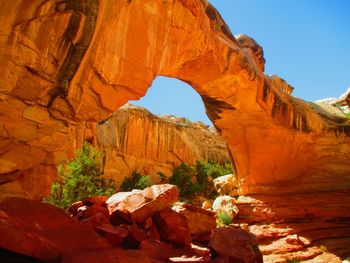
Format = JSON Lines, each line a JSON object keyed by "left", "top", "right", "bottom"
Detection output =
{"left": 1, "top": 0, "right": 350, "bottom": 198}
{"left": 1, "top": 0, "right": 350, "bottom": 199}
{"left": 1, "top": 0, "right": 350, "bottom": 260}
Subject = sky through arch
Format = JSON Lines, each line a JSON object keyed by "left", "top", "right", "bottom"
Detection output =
{"left": 129, "top": 76, "right": 212, "bottom": 125}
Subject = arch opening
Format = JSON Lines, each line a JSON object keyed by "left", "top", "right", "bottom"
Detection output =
{"left": 96, "top": 76, "right": 236, "bottom": 189}
{"left": 129, "top": 76, "right": 212, "bottom": 126}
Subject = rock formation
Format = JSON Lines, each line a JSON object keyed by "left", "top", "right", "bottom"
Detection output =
{"left": 97, "top": 104, "right": 230, "bottom": 186}
{"left": 0, "top": 0, "right": 350, "bottom": 261}
{"left": 0, "top": 184, "right": 263, "bottom": 262}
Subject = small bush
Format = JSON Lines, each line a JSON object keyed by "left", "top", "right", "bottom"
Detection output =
{"left": 169, "top": 161, "right": 233, "bottom": 200}
{"left": 169, "top": 163, "right": 198, "bottom": 198}
{"left": 217, "top": 212, "right": 232, "bottom": 226}
{"left": 120, "top": 171, "right": 141, "bottom": 191}
{"left": 157, "top": 171, "right": 168, "bottom": 183}
{"left": 120, "top": 171, "right": 153, "bottom": 191}
{"left": 43, "top": 142, "right": 115, "bottom": 210}
{"left": 135, "top": 175, "right": 152, "bottom": 190}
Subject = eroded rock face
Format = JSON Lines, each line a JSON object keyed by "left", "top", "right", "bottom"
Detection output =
{"left": 96, "top": 104, "right": 230, "bottom": 186}
{"left": 1, "top": 0, "right": 350, "bottom": 261}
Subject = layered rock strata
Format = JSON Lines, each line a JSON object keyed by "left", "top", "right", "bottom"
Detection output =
{"left": 97, "top": 104, "right": 230, "bottom": 186}
{"left": 0, "top": 0, "right": 350, "bottom": 261}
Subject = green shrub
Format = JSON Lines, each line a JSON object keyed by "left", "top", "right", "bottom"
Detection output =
{"left": 43, "top": 142, "right": 115, "bottom": 210}
{"left": 135, "top": 175, "right": 152, "bottom": 190}
{"left": 169, "top": 161, "right": 233, "bottom": 200}
{"left": 120, "top": 171, "right": 141, "bottom": 191}
{"left": 169, "top": 163, "right": 198, "bottom": 199}
{"left": 217, "top": 212, "right": 232, "bottom": 226}
{"left": 157, "top": 171, "right": 168, "bottom": 183}
{"left": 120, "top": 171, "right": 154, "bottom": 191}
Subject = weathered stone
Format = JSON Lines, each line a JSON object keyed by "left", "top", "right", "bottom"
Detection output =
{"left": 77, "top": 205, "right": 109, "bottom": 221}
{"left": 97, "top": 104, "right": 230, "bottom": 186}
{"left": 106, "top": 184, "right": 178, "bottom": 223}
{"left": 140, "top": 239, "right": 210, "bottom": 262}
{"left": 212, "top": 195, "right": 239, "bottom": 220}
{"left": 172, "top": 203, "right": 216, "bottom": 242}
{"left": 213, "top": 174, "right": 237, "bottom": 196}
{"left": 0, "top": 198, "right": 112, "bottom": 262}
{"left": 94, "top": 223, "right": 128, "bottom": 247}
{"left": 83, "top": 196, "right": 108, "bottom": 207}
{"left": 209, "top": 227, "right": 263, "bottom": 263}
{"left": 202, "top": 200, "right": 213, "bottom": 210}
{"left": 156, "top": 208, "right": 191, "bottom": 247}
{"left": 1, "top": 0, "right": 350, "bottom": 260}
{"left": 124, "top": 223, "right": 147, "bottom": 249}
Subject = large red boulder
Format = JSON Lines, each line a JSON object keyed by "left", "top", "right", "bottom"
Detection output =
{"left": 0, "top": 197, "right": 113, "bottom": 262}
{"left": 209, "top": 226, "right": 263, "bottom": 263}
{"left": 106, "top": 184, "right": 178, "bottom": 223}
{"left": 156, "top": 208, "right": 191, "bottom": 246}
{"left": 172, "top": 203, "right": 216, "bottom": 242}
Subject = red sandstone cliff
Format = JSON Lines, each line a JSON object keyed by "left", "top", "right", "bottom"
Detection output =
{"left": 96, "top": 104, "right": 230, "bottom": 186}
{"left": 0, "top": 0, "right": 350, "bottom": 261}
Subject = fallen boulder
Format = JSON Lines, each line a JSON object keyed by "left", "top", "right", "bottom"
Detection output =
{"left": 213, "top": 174, "right": 237, "bottom": 196}
{"left": 212, "top": 195, "right": 239, "bottom": 221}
{"left": 106, "top": 184, "right": 178, "bottom": 223}
{"left": 0, "top": 197, "right": 113, "bottom": 262}
{"left": 172, "top": 203, "right": 216, "bottom": 242}
{"left": 209, "top": 226, "right": 263, "bottom": 263}
{"left": 155, "top": 208, "right": 191, "bottom": 246}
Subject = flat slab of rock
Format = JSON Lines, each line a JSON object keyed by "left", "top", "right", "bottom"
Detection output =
{"left": 172, "top": 203, "right": 216, "bottom": 242}
{"left": 106, "top": 184, "right": 178, "bottom": 223}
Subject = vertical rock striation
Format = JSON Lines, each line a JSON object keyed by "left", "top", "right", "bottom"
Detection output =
{"left": 96, "top": 104, "right": 230, "bottom": 185}
{"left": 0, "top": 0, "right": 350, "bottom": 260}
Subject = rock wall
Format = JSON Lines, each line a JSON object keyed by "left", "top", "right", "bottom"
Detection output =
{"left": 0, "top": 0, "right": 350, "bottom": 261}
{"left": 96, "top": 104, "right": 230, "bottom": 186}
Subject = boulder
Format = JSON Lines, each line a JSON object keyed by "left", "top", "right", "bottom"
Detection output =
{"left": 140, "top": 239, "right": 210, "bottom": 262}
{"left": 209, "top": 226, "right": 263, "bottom": 263}
{"left": 76, "top": 205, "right": 110, "bottom": 221}
{"left": 124, "top": 223, "right": 148, "bottom": 249}
{"left": 83, "top": 196, "right": 108, "bottom": 207}
{"left": 94, "top": 223, "right": 128, "bottom": 247}
{"left": 172, "top": 203, "right": 216, "bottom": 242}
{"left": 202, "top": 200, "right": 213, "bottom": 210}
{"left": 147, "top": 225, "right": 161, "bottom": 240}
{"left": 0, "top": 197, "right": 113, "bottom": 262}
{"left": 212, "top": 196, "right": 239, "bottom": 220}
{"left": 106, "top": 184, "right": 178, "bottom": 223}
{"left": 213, "top": 174, "right": 237, "bottom": 196}
{"left": 156, "top": 208, "right": 191, "bottom": 246}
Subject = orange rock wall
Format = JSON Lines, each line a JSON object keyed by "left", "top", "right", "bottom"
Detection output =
{"left": 96, "top": 105, "right": 230, "bottom": 186}
{"left": 0, "top": 1, "right": 350, "bottom": 260}
{"left": 1, "top": 0, "right": 348, "bottom": 197}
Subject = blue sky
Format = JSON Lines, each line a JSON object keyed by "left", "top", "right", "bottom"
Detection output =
{"left": 131, "top": 0, "right": 350, "bottom": 125}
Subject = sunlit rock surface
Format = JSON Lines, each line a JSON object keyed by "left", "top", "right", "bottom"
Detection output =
{"left": 97, "top": 104, "right": 230, "bottom": 186}
{"left": 0, "top": 0, "right": 350, "bottom": 261}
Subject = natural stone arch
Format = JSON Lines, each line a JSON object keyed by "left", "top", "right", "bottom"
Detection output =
{"left": 0, "top": 0, "right": 350, "bottom": 199}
